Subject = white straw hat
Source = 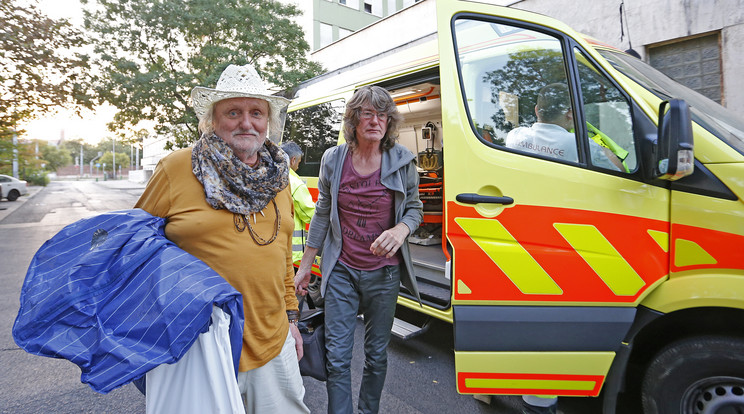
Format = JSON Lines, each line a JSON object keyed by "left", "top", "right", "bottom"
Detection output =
{"left": 191, "top": 64, "right": 290, "bottom": 133}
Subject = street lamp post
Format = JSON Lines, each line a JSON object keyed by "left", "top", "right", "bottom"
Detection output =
{"left": 112, "top": 138, "right": 116, "bottom": 180}
{"left": 90, "top": 152, "right": 102, "bottom": 176}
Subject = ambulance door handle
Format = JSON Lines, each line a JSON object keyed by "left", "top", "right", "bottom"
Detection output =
{"left": 456, "top": 193, "right": 514, "bottom": 205}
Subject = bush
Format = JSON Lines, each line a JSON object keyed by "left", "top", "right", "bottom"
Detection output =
{"left": 24, "top": 171, "right": 50, "bottom": 186}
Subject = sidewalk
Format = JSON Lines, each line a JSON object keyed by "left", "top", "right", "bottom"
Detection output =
{"left": 93, "top": 178, "right": 148, "bottom": 190}
{"left": 0, "top": 185, "right": 43, "bottom": 222}
{"left": 53, "top": 175, "right": 148, "bottom": 190}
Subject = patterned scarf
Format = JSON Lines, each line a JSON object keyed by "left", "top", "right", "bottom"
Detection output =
{"left": 192, "top": 134, "right": 289, "bottom": 215}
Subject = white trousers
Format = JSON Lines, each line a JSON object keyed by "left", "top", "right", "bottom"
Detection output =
{"left": 237, "top": 330, "right": 310, "bottom": 414}
{"left": 146, "top": 306, "right": 244, "bottom": 414}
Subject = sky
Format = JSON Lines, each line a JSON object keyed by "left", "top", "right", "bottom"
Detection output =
{"left": 18, "top": 0, "right": 117, "bottom": 144}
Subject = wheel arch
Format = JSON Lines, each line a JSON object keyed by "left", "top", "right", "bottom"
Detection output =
{"left": 629, "top": 306, "right": 744, "bottom": 367}
{"left": 612, "top": 306, "right": 744, "bottom": 409}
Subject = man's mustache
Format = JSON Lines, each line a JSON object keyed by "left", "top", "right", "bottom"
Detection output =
{"left": 233, "top": 129, "right": 260, "bottom": 137}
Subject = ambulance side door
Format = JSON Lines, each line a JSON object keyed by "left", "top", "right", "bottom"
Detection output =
{"left": 437, "top": 0, "right": 671, "bottom": 397}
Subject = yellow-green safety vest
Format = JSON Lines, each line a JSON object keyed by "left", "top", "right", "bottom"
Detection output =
{"left": 289, "top": 169, "right": 316, "bottom": 263}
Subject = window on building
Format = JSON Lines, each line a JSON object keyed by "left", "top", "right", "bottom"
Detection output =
{"left": 340, "top": 0, "right": 360, "bottom": 10}
{"left": 648, "top": 33, "right": 722, "bottom": 104}
{"left": 339, "top": 27, "right": 353, "bottom": 39}
{"left": 366, "top": 0, "right": 382, "bottom": 16}
{"left": 387, "top": 0, "right": 397, "bottom": 14}
{"left": 319, "top": 22, "right": 333, "bottom": 48}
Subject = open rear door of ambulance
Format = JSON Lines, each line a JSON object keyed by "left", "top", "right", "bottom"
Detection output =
{"left": 436, "top": 0, "right": 671, "bottom": 400}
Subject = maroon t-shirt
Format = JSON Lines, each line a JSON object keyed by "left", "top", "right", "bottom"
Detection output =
{"left": 337, "top": 152, "right": 401, "bottom": 270}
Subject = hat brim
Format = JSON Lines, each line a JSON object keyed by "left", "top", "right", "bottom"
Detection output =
{"left": 191, "top": 86, "right": 290, "bottom": 124}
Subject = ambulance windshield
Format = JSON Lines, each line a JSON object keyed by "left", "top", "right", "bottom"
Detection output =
{"left": 598, "top": 49, "right": 744, "bottom": 155}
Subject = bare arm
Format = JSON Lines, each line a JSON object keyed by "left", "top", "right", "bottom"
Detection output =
{"left": 294, "top": 246, "right": 319, "bottom": 295}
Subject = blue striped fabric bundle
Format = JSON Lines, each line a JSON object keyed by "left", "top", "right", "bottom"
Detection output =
{"left": 12, "top": 209, "right": 244, "bottom": 394}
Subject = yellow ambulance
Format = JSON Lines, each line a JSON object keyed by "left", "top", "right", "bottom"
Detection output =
{"left": 282, "top": 1, "right": 744, "bottom": 412}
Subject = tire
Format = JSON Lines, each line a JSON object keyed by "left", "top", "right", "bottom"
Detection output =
{"left": 307, "top": 274, "right": 323, "bottom": 308}
{"left": 642, "top": 336, "right": 744, "bottom": 414}
{"left": 7, "top": 189, "right": 19, "bottom": 201}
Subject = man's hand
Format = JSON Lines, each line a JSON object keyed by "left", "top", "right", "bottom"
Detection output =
{"left": 294, "top": 246, "right": 319, "bottom": 296}
{"left": 290, "top": 323, "right": 303, "bottom": 361}
{"left": 294, "top": 268, "right": 311, "bottom": 296}
{"left": 370, "top": 223, "right": 410, "bottom": 258}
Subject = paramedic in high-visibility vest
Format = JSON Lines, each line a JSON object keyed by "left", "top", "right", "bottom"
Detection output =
{"left": 281, "top": 141, "right": 316, "bottom": 264}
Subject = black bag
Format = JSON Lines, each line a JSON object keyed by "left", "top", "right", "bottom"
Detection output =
{"left": 298, "top": 309, "right": 327, "bottom": 381}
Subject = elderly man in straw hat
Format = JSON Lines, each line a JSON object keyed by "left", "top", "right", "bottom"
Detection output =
{"left": 136, "top": 64, "right": 310, "bottom": 413}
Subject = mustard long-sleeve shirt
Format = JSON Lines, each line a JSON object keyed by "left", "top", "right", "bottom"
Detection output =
{"left": 135, "top": 148, "right": 298, "bottom": 372}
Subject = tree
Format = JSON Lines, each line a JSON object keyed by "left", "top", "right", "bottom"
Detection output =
{"left": 282, "top": 101, "right": 343, "bottom": 177}
{"left": 83, "top": 0, "right": 323, "bottom": 150}
{"left": 99, "top": 152, "right": 131, "bottom": 173}
{"left": 0, "top": 0, "right": 93, "bottom": 160}
{"left": 39, "top": 143, "right": 73, "bottom": 171}
{"left": 0, "top": 138, "right": 44, "bottom": 177}
{"left": 96, "top": 138, "right": 135, "bottom": 160}
{"left": 59, "top": 139, "right": 100, "bottom": 167}
{"left": 482, "top": 49, "right": 625, "bottom": 133}
{"left": 483, "top": 49, "right": 569, "bottom": 130}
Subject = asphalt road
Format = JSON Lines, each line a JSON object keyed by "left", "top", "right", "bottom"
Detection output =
{"left": 0, "top": 180, "right": 608, "bottom": 413}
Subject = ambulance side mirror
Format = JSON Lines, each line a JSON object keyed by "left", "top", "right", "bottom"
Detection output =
{"left": 655, "top": 99, "right": 694, "bottom": 181}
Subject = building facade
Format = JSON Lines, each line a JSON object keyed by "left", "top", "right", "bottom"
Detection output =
{"left": 300, "top": 0, "right": 425, "bottom": 50}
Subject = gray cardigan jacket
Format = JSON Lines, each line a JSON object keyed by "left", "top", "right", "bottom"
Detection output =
{"left": 306, "top": 143, "right": 423, "bottom": 303}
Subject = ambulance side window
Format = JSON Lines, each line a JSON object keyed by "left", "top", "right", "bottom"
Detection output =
{"left": 454, "top": 18, "right": 580, "bottom": 163}
{"left": 282, "top": 99, "right": 345, "bottom": 177}
{"left": 574, "top": 48, "right": 637, "bottom": 173}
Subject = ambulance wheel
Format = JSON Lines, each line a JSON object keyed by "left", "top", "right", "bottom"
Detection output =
{"left": 307, "top": 274, "right": 323, "bottom": 308}
{"left": 641, "top": 336, "right": 744, "bottom": 414}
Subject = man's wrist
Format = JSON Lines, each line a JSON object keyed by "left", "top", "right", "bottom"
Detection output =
{"left": 287, "top": 310, "right": 300, "bottom": 324}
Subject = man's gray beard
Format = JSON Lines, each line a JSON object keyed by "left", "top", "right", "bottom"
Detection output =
{"left": 230, "top": 131, "right": 266, "bottom": 161}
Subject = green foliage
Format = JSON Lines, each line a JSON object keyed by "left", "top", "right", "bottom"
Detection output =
{"left": 83, "top": 0, "right": 323, "bottom": 149}
{"left": 484, "top": 49, "right": 568, "bottom": 129}
{"left": 0, "top": 0, "right": 93, "bottom": 160}
{"left": 59, "top": 139, "right": 101, "bottom": 166}
{"left": 483, "top": 49, "right": 625, "bottom": 129}
{"left": 0, "top": 138, "right": 44, "bottom": 177}
{"left": 24, "top": 171, "right": 50, "bottom": 186}
{"left": 282, "top": 100, "right": 344, "bottom": 177}
{"left": 39, "top": 143, "right": 73, "bottom": 171}
{"left": 96, "top": 138, "right": 136, "bottom": 158}
{"left": 99, "top": 151, "right": 131, "bottom": 173}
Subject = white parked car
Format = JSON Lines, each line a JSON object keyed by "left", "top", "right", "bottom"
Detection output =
{"left": 0, "top": 174, "right": 29, "bottom": 201}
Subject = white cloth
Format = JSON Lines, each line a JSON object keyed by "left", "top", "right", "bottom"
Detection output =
{"left": 237, "top": 330, "right": 310, "bottom": 414}
{"left": 146, "top": 306, "right": 244, "bottom": 414}
{"left": 506, "top": 123, "right": 579, "bottom": 162}
{"left": 506, "top": 123, "right": 619, "bottom": 170}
